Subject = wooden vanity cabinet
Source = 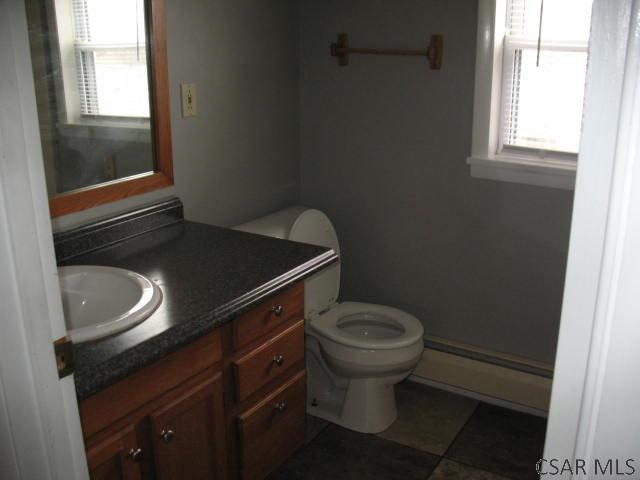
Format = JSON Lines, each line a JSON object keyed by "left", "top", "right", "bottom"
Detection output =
{"left": 80, "top": 329, "right": 228, "bottom": 480}
{"left": 80, "top": 282, "right": 306, "bottom": 480}
{"left": 85, "top": 373, "right": 228, "bottom": 480}
{"left": 85, "top": 371, "right": 227, "bottom": 480}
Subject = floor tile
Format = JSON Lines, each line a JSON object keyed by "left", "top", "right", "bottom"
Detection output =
{"left": 446, "top": 403, "right": 547, "bottom": 479}
{"left": 305, "top": 414, "right": 328, "bottom": 444}
{"left": 428, "top": 459, "right": 512, "bottom": 480}
{"left": 271, "top": 424, "right": 440, "bottom": 480}
{"left": 377, "top": 381, "right": 478, "bottom": 455}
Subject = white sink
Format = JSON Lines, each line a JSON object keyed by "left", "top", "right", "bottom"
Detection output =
{"left": 59, "top": 265, "right": 162, "bottom": 343}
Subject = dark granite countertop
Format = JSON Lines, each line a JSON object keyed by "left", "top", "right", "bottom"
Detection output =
{"left": 65, "top": 220, "right": 337, "bottom": 400}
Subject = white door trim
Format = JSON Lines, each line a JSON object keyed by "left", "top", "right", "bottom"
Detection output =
{"left": 544, "top": 0, "right": 640, "bottom": 474}
{"left": 0, "top": 0, "right": 88, "bottom": 478}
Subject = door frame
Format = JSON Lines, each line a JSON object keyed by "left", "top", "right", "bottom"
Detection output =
{"left": 543, "top": 0, "right": 640, "bottom": 474}
{"left": 0, "top": 0, "right": 88, "bottom": 478}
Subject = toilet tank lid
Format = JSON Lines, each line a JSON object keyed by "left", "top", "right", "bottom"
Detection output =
{"left": 233, "top": 206, "right": 309, "bottom": 240}
{"left": 289, "top": 209, "right": 340, "bottom": 255}
{"left": 234, "top": 206, "right": 341, "bottom": 256}
{"left": 289, "top": 209, "right": 341, "bottom": 314}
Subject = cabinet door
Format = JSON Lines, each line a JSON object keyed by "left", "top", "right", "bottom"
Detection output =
{"left": 150, "top": 374, "right": 228, "bottom": 480}
{"left": 86, "top": 426, "right": 142, "bottom": 480}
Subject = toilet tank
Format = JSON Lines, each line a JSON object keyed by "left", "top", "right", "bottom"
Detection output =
{"left": 233, "top": 206, "right": 309, "bottom": 240}
{"left": 234, "top": 206, "right": 340, "bottom": 317}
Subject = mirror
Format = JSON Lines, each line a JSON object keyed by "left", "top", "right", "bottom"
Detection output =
{"left": 25, "top": 0, "right": 173, "bottom": 217}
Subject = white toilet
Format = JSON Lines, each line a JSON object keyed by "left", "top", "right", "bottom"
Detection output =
{"left": 235, "top": 207, "right": 424, "bottom": 433}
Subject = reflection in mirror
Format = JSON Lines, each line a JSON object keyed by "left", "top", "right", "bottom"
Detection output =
{"left": 26, "top": 0, "right": 155, "bottom": 197}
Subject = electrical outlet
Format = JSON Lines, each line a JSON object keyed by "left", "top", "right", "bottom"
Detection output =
{"left": 181, "top": 83, "right": 197, "bottom": 118}
{"left": 103, "top": 154, "right": 116, "bottom": 180}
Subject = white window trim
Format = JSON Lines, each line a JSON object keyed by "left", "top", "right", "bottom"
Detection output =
{"left": 467, "top": 0, "right": 577, "bottom": 190}
{"left": 54, "top": 0, "right": 82, "bottom": 124}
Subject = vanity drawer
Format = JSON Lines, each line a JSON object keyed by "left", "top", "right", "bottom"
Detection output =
{"left": 232, "top": 320, "right": 305, "bottom": 402}
{"left": 237, "top": 371, "right": 306, "bottom": 480}
{"left": 232, "top": 282, "right": 304, "bottom": 350}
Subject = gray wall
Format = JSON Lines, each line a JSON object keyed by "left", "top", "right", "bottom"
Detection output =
{"left": 167, "top": 0, "right": 300, "bottom": 226}
{"left": 299, "top": 0, "right": 573, "bottom": 364}
{"left": 53, "top": 0, "right": 300, "bottom": 230}
{"left": 49, "top": 0, "right": 572, "bottom": 365}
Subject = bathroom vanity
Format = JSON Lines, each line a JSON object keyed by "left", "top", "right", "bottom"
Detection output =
{"left": 81, "top": 284, "right": 305, "bottom": 480}
{"left": 56, "top": 200, "right": 338, "bottom": 480}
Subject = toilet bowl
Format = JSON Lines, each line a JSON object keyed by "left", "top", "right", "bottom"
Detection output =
{"left": 234, "top": 207, "right": 424, "bottom": 433}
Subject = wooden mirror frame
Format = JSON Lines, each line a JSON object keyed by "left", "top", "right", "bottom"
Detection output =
{"left": 48, "top": 0, "right": 173, "bottom": 218}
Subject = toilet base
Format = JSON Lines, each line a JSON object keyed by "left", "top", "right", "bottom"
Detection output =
{"left": 306, "top": 333, "right": 418, "bottom": 434}
{"left": 342, "top": 377, "right": 399, "bottom": 433}
{"left": 308, "top": 376, "right": 405, "bottom": 434}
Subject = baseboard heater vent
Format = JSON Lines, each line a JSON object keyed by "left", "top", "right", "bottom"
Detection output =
{"left": 411, "top": 337, "right": 554, "bottom": 414}
{"left": 422, "top": 338, "right": 554, "bottom": 379}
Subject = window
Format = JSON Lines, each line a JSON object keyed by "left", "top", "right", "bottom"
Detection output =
{"left": 502, "top": 0, "right": 590, "bottom": 153}
{"left": 59, "top": 0, "right": 150, "bottom": 119}
{"left": 468, "top": 0, "right": 593, "bottom": 189}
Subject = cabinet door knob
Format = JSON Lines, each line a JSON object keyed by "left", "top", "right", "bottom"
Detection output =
{"left": 271, "top": 305, "right": 284, "bottom": 317}
{"left": 272, "top": 354, "right": 285, "bottom": 366}
{"left": 128, "top": 448, "right": 144, "bottom": 462}
{"left": 160, "top": 429, "right": 175, "bottom": 444}
{"left": 275, "top": 401, "right": 287, "bottom": 413}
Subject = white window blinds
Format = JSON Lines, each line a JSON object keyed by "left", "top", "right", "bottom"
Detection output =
{"left": 501, "top": 0, "right": 592, "bottom": 154}
{"left": 71, "top": 0, "right": 150, "bottom": 118}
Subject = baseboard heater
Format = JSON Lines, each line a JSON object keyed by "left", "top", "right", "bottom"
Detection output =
{"left": 409, "top": 336, "right": 554, "bottom": 416}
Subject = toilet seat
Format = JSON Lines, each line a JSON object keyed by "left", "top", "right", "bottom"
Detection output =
{"left": 310, "top": 301, "right": 424, "bottom": 350}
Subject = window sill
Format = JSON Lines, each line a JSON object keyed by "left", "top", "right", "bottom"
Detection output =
{"left": 57, "top": 120, "right": 151, "bottom": 143}
{"left": 467, "top": 154, "right": 576, "bottom": 190}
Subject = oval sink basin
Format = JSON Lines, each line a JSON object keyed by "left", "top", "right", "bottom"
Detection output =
{"left": 59, "top": 265, "right": 162, "bottom": 343}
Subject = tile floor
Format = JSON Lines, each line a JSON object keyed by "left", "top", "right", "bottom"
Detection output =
{"left": 272, "top": 381, "right": 547, "bottom": 480}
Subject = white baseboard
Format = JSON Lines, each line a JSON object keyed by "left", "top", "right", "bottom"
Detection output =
{"left": 411, "top": 344, "right": 552, "bottom": 416}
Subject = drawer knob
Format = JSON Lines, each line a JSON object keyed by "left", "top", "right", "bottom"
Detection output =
{"left": 160, "top": 429, "right": 175, "bottom": 444}
{"left": 275, "top": 401, "right": 287, "bottom": 413}
{"left": 272, "top": 354, "right": 285, "bottom": 367}
{"left": 271, "top": 305, "right": 284, "bottom": 317}
{"left": 128, "top": 448, "right": 144, "bottom": 462}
